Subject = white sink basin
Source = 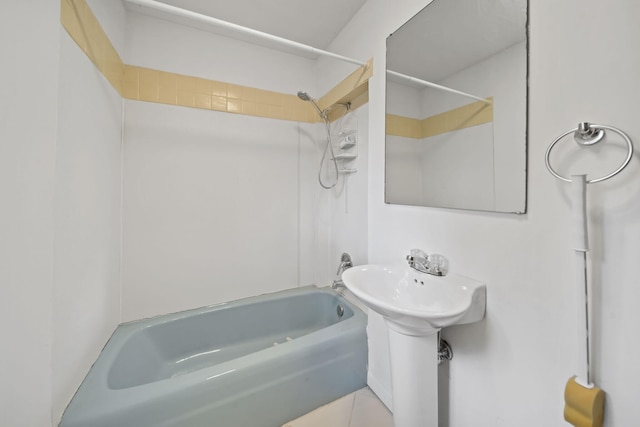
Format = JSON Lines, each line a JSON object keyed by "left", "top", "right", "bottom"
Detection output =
{"left": 342, "top": 264, "right": 486, "bottom": 334}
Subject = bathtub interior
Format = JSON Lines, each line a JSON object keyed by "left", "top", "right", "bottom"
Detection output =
{"left": 108, "top": 290, "right": 356, "bottom": 389}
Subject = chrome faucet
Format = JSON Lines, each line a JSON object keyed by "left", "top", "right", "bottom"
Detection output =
{"left": 332, "top": 253, "right": 353, "bottom": 289}
{"left": 331, "top": 279, "right": 346, "bottom": 289}
{"left": 406, "top": 249, "right": 449, "bottom": 276}
{"left": 336, "top": 253, "right": 353, "bottom": 275}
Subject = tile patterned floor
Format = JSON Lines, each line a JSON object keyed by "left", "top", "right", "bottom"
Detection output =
{"left": 282, "top": 387, "right": 394, "bottom": 427}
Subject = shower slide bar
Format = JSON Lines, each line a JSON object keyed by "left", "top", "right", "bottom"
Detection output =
{"left": 124, "top": 0, "right": 369, "bottom": 68}
{"left": 386, "top": 69, "right": 492, "bottom": 105}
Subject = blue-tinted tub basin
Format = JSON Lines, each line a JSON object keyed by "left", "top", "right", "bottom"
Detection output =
{"left": 59, "top": 286, "right": 367, "bottom": 427}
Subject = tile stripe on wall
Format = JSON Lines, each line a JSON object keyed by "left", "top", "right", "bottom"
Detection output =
{"left": 385, "top": 114, "right": 423, "bottom": 139}
{"left": 60, "top": 0, "right": 372, "bottom": 124}
{"left": 60, "top": 0, "right": 124, "bottom": 93}
{"left": 321, "top": 59, "right": 373, "bottom": 122}
{"left": 386, "top": 97, "right": 494, "bottom": 139}
{"left": 122, "top": 65, "right": 317, "bottom": 122}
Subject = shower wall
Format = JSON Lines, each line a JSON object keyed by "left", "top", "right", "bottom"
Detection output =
{"left": 0, "top": 2, "right": 59, "bottom": 426}
{"left": 52, "top": 0, "right": 127, "bottom": 421}
{"left": 121, "top": 11, "right": 323, "bottom": 321}
{"left": 2, "top": 0, "right": 127, "bottom": 425}
{"left": 52, "top": 25, "right": 124, "bottom": 423}
{"left": 316, "top": 104, "right": 370, "bottom": 281}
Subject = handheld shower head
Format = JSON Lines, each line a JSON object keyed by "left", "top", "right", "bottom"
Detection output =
{"left": 297, "top": 90, "right": 326, "bottom": 120}
{"left": 297, "top": 91, "right": 311, "bottom": 101}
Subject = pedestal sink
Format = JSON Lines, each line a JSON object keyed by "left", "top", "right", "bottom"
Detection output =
{"left": 342, "top": 264, "right": 486, "bottom": 427}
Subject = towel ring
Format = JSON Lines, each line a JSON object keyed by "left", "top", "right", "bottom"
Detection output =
{"left": 545, "top": 122, "right": 634, "bottom": 184}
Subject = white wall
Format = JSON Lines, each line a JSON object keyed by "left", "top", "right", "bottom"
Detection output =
{"left": 327, "top": 0, "right": 640, "bottom": 425}
{"left": 325, "top": 105, "right": 369, "bottom": 280}
{"left": 0, "top": 2, "right": 59, "bottom": 426}
{"left": 122, "top": 102, "right": 310, "bottom": 320}
{"left": 121, "top": 12, "right": 324, "bottom": 320}
{"left": 1, "top": 1, "right": 126, "bottom": 424}
{"left": 51, "top": 26, "right": 124, "bottom": 422}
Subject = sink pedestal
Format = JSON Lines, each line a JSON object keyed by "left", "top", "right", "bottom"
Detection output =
{"left": 387, "top": 323, "right": 439, "bottom": 427}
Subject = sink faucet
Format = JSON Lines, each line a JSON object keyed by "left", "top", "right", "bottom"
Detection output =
{"left": 332, "top": 253, "right": 353, "bottom": 289}
{"left": 406, "top": 249, "right": 449, "bottom": 276}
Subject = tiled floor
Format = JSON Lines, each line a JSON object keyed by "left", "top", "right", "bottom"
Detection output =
{"left": 282, "top": 387, "right": 394, "bottom": 427}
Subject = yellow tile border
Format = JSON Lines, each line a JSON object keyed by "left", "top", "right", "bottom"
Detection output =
{"left": 385, "top": 114, "right": 422, "bottom": 139}
{"left": 60, "top": 0, "right": 372, "bottom": 123}
{"left": 121, "top": 65, "right": 319, "bottom": 122}
{"left": 321, "top": 59, "right": 374, "bottom": 122}
{"left": 386, "top": 97, "right": 493, "bottom": 139}
{"left": 61, "top": 0, "right": 124, "bottom": 94}
{"left": 422, "top": 97, "right": 493, "bottom": 138}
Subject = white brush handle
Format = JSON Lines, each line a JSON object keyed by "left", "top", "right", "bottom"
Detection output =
{"left": 571, "top": 175, "right": 593, "bottom": 388}
{"left": 573, "top": 251, "right": 593, "bottom": 388}
{"left": 571, "top": 175, "right": 589, "bottom": 252}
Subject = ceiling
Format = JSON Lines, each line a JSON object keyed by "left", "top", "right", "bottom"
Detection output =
{"left": 126, "top": 0, "right": 368, "bottom": 51}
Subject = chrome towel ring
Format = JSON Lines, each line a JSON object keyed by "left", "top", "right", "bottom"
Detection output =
{"left": 545, "top": 122, "right": 634, "bottom": 183}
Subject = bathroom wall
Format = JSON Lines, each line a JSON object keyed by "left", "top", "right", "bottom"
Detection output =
{"left": 121, "top": 11, "right": 323, "bottom": 320}
{"left": 1, "top": 0, "right": 126, "bottom": 425}
{"left": 51, "top": 0, "right": 126, "bottom": 420}
{"left": 0, "top": 2, "right": 59, "bottom": 426}
{"left": 326, "top": 0, "right": 640, "bottom": 425}
{"left": 322, "top": 104, "right": 370, "bottom": 281}
{"left": 304, "top": 43, "right": 371, "bottom": 285}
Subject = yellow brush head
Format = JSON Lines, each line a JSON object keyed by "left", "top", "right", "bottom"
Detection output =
{"left": 564, "top": 376, "right": 605, "bottom": 427}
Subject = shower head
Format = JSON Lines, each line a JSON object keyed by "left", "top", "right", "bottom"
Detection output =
{"left": 297, "top": 90, "right": 326, "bottom": 120}
{"left": 297, "top": 91, "right": 312, "bottom": 101}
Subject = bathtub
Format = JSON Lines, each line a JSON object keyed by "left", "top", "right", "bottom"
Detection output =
{"left": 59, "top": 286, "right": 367, "bottom": 427}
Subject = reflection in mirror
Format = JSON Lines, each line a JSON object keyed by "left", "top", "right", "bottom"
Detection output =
{"left": 385, "top": 0, "right": 528, "bottom": 213}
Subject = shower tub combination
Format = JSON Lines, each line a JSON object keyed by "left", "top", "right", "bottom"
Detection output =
{"left": 60, "top": 286, "right": 367, "bottom": 427}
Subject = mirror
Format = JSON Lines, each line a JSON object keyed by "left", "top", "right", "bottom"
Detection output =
{"left": 385, "top": 0, "right": 528, "bottom": 213}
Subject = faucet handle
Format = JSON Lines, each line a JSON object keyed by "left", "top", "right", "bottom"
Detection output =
{"left": 409, "top": 248, "right": 428, "bottom": 259}
{"left": 428, "top": 254, "right": 449, "bottom": 276}
{"left": 336, "top": 253, "right": 353, "bottom": 275}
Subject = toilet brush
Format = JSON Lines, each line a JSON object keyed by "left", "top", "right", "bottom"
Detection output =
{"left": 563, "top": 175, "right": 605, "bottom": 427}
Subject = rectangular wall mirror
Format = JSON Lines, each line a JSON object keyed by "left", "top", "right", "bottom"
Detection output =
{"left": 385, "top": 0, "right": 528, "bottom": 213}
